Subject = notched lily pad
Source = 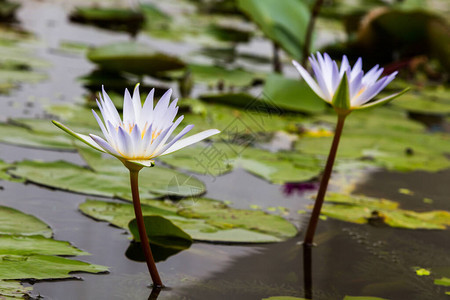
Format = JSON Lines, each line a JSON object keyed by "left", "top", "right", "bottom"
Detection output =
{"left": 0, "top": 279, "right": 32, "bottom": 299}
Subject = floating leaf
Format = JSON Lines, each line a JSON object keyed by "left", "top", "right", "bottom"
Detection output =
{"left": 321, "top": 193, "right": 450, "bottom": 230}
{"left": 79, "top": 198, "right": 298, "bottom": 243}
{"left": 129, "top": 216, "right": 192, "bottom": 249}
{"left": 189, "top": 64, "right": 261, "bottom": 87}
{"left": 0, "top": 280, "right": 32, "bottom": 299}
{"left": 9, "top": 158, "right": 205, "bottom": 200}
{"left": 262, "top": 297, "right": 308, "bottom": 300}
{"left": 343, "top": 297, "right": 390, "bottom": 300}
{"left": 0, "top": 255, "right": 107, "bottom": 280}
{"left": 0, "top": 235, "right": 87, "bottom": 256}
{"left": 415, "top": 268, "right": 431, "bottom": 276}
{"left": 0, "top": 206, "right": 52, "bottom": 238}
{"left": 434, "top": 277, "right": 450, "bottom": 287}
{"left": 87, "top": 42, "right": 186, "bottom": 76}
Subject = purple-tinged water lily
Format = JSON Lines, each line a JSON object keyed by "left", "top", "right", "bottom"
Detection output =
{"left": 293, "top": 53, "right": 408, "bottom": 246}
{"left": 293, "top": 53, "right": 408, "bottom": 115}
{"left": 53, "top": 84, "right": 219, "bottom": 170}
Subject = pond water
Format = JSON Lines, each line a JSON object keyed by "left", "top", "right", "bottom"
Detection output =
{"left": 0, "top": 1, "right": 448, "bottom": 300}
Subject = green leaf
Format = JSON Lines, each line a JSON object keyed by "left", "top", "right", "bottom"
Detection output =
{"left": 0, "top": 235, "right": 87, "bottom": 256}
{"left": 9, "top": 156, "right": 205, "bottom": 200}
{"left": 87, "top": 42, "right": 186, "bottom": 76}
{"left": 0, "top": 280, "right": 32, "bottom": 299}
{"left": 79, "top": 198, "right": 298, "bottom": 243}
{"left": 0, "top": 206, "right": 52, "bottom": 238}
{"left": 321, "top": 193, "right": 450, "bottom": 230}
{"left": 0, "top": 123, "right": 74, "bottom": 150}
{"left": 0, "top": 255, "right": 107, "bottom": 280}
{"left": 434, "top": 277, "right": 450, "bottom": 287}
{"left": 391, "top": 88, "right": 450, "bottom": 115}
{"left": 262, "top": 297, "right": 308, "bottom": 300}
{"left": 343, "top": 297, "right": 390, "bottom": 300}
{"left": 331, "top": 72, "right": 350, "bottom": 112}
{"left": 236, "top": 0, "right": 310, "bottom": 60}
{"left": 262, "top": 73, "right": 327, "bottom": 114}
{"left": 128, "top": 216, "right": 192, "bottom": 250}
{"left": 189, "top": 64, "right": 262, "bottom": 87}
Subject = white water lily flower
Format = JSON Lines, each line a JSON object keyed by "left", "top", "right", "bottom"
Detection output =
{"left": 292, "top": 53, "right": 408, "bottom": 114}
{"left": 53, "top": 84, "right": 220, "bottom": 169}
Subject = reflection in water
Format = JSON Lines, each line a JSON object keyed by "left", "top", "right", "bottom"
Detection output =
{"left": 126, "top": 242, "right": 188, "bottom": 263}
{"left": 303, "top": 245, "right": 312, "bottom": 299}
{"left": 148, "top": 286, "right": 162, "bottom": 300}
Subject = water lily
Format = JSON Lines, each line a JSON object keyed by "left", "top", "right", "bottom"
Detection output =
{"left": 292, "top": 53, "right": 408, "bottom": 246}
{"left": 53, "top": 84, "right": 219, "bottom": 170}
{"left": 53, "top": 84, "right": 219, "bottom": 287}
{"left": 293, "top": 52, "right": 408, "bottom": 115}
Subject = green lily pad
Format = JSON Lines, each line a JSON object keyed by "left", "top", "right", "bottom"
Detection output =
{"left": 0, "top": 235, "right": 88, "bottom": 256}
{"left": 235, "top": 147, "right": 322, "bottom": 184}
{"left": 236, "top": 0, "right": 310, "bottom": 60}
{"left": 434, "top": 277, "right": 450, "bottom": 287}
{"left": 391, "top": 90, "right": 450, "bottom": 115}
{"left": 262, "top": 297, "right": 308, "bottom": 300}
{"left": 0, "top": 122, "right": 75, "bottom": 150}
{"left": 262, "top": 74, "right": 327, "bottom": 114}
{"left": 129, "top": 216, "right": 192, "bottom": 249}
{"left": 0, "top": 206, "right": 52, "bottom": 238}
{"left": 297, "top": 108, "right": 450, "bottom": 172}
{"left": 157, "top": 142, "right": 236, "bottom": 176}
{"left": 321, "top": 193, "right": 450, "bottom": 229}
{"left": 0, "top": 255, "right": 107, "bottom": 280}
{"left": 0, "top": 280, "right": 32, "bottom": 299}
{"left": 189, "top": 64, "right": 262, "bottom": 87}
{"left": 87, "top": 42, "right": 186, "bottom": 76}
{"left": 79, "top": 198, "right": 298, "bottom": 243}
{"left": 9, "top": 158, "right": 205, "bottom": 200}
{"left": 343, "top": 297, "right": 389, "bottom": 300}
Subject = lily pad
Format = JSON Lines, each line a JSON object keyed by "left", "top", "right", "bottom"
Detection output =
{"left": 321, "top": 193, "right": 450, "bottom": 229}
{"left": 0, "top": 122, "right": 75, "bottom": 150}
{"left": 391, "top": 90, "right": 450, "bottom": 115}
{"left": 0, "top": 206, "right": 52, "bottom": 238}
{"left": 262, "top": 74, "right": 327, "bottom": 114}
{"left": 236, "top": 0, "right": 310, "bottom": 60}
{"left": 0, "top": 255, "right": 107, "bottom": 280}
{"left": 262, "top": 297, "right": 308, "bottom": 300}
{"left": 0, "top": 235, "right": 88, "bottom": 256}
{"left": 129, "top": 216, "right": 192, "bottom": 249}
{"left": 0, "top": 280, "right": 32, "bottom": 299}
{"left": 87, "top": 42, "right": 186, "bottom": 76}
{"left": 434, "top": 277, "right": 450, "bottom": 287}
{"left": 9, "top": 158, "right": 205, "bottom": 200}
{"left": 189, "top": 64, "right": 262, "bottom": 87}
{"left": 79, "top": 198, "right": 298, "bottom": 243}
{"left": 343, "top": 297, "right": 389, "bottom": 300}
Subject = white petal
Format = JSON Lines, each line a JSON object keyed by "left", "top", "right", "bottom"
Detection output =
{"left": 161, "top": 129, "right": 220, "bottom": 156}
{"left": 349, "top": 72, "right": 363, "bottom": 103}
{"left": 89, "top": 134, "right": 121, "bottom": 157}
{"left": 132, "top": 83, "right": 141, "bottom": 121}
{"left": 140, "top": 88, "right": 154, "bottom": 128}
{"left": 340, "top": 55, "right": 350, "bottom": 76}
{"left": 152, "top": 115, "right": 184, "bottom": 154}
{"left": 92, "top": 110, "right": 112, "bottom": 143}
{"left": 52, "top": 120, "right": 104, "bottom": 153}
{"left": 102, "top": 86, "right": 122, "bottom": 125}
{"left": 350, "top": 57, "right": 362, "bottom": 80}
{"left": 292, "top": 60, "right": 327, "bottom": 101}
{"left": 153, "top": 88, "right": 172, "bottom": 126}
{"left": 123, "top": 88, "right": 135, "bottom": 126}
{"left": 310, "top": 58, "right": 331, "bottom": 100}
{"left": 144, "top": 126, "right": 172, "bottom": 157}
{"left": 117, "top": 126, "right": 133, "bottom": 158}
{"left": 131, "top": 124, "right": 142, "bottom": 156}
{"left": 153, "top": 124, "right": 194, "bottom": 157}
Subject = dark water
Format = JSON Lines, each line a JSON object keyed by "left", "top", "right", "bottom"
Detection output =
{"left": 0, "top": 1, "right": 448, "bottom": 300}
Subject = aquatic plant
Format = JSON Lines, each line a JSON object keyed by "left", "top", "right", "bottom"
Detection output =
{"left": 53, "top": 84, "right": 219, "bottom": 287}
{"left": 293, "top": 52, "right": 408, "bottom": 245}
